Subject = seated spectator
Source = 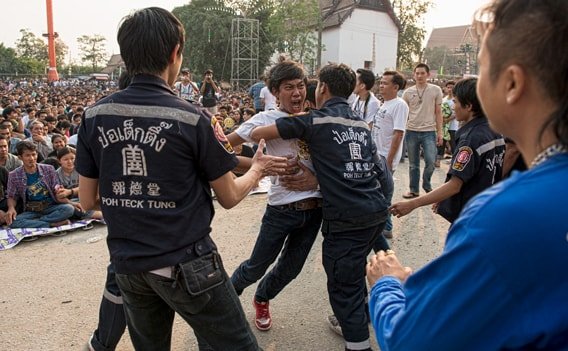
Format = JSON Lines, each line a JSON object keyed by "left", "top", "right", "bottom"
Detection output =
{"left": 0, "top": 166, "right": 11, "bottom": 224}
{"left": 0, "top": 135, "right": 22, "bottom": 171}
{"left": 25, "top": 121, "right": 53, "bottom": 160}
{"left": 56, "top": 120, "right": 72, "bottom": 138}
{"left": 242, "top": 108, "right": 255, "bottom": 122}
{"left": 0, "top": 123, "right": 21, "bottom": 155}
{"left": 48, "top": 133, "right": 68, "bottom": 158}
{"left": 55, "top": 147, "right": 102, "bottom": 220}
{"left": 5, "top": 141, "right": 74, "bottom": 228}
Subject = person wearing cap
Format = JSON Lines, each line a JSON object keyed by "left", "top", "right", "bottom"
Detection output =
{"left": 200, "top": 69, "right": 220, "bottom": 114}
{"left": 174, "top": 68, "right": 199, "bottom": 103}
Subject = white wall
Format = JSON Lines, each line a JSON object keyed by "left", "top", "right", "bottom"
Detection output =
{"left": 322, "top": 8, "right": 398, "bottom": 74}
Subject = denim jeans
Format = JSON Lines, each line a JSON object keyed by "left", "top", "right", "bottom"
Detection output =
{"left": 91, "top": 263, "right": 126, "bottom": 351}
{"left": 116, "top": 258, "right": 260, "bottom": 351}
{"left": 10, "top": 203, "right": 74, "bottom": 228}
{"left": 405, "top": 130, "right": 437, "bottom": 193}
{"left": 231, "top": 205, "right": 322, "bottom": 302}
{"left": 323, "top": 210, "right": 387, "bottom": 348}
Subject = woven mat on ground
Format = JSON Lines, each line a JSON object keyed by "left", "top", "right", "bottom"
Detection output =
{"left": 0, "top": 219, "right": 105, "bottom": 251}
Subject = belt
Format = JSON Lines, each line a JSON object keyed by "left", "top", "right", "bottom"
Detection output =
{"left": 270, "top": 198, "right": 323, "bottom": 211}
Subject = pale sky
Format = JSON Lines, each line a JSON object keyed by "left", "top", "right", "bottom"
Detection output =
{"left": 1, "top": 0, "right": 489, "bottom": 64}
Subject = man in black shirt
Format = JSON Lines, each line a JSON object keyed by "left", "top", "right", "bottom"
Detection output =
{"left": 251, "top": 63, "right": 389, "bottom": 351}
{"left": 390, "top": 78, "right": 505, "bottom": 223}
{"left": 76, "top": 7, "right": 284, "bottom": 350}
{"left": 200, "top": 69, "right": 220, "bottom": 114}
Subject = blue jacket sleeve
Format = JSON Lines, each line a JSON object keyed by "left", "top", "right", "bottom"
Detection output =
{"left": 369, "top": 215, "right": 519, "bottom": 351}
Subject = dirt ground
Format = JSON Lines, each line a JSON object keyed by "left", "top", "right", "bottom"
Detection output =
{"left": 0, "top": 160, "right": 450, "bottom": 350}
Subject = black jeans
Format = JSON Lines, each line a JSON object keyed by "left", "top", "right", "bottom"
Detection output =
{"left": 116, "top": 254, "right": 260, "bottom": 351}
{"left": 231, "top": 205, "right": 322, "bottom": 301}
{"left": 91, "top": 263, "right": 127, "bottom": 351}
{"left": 323, "top": 210, "right": 388, "bottom": 349}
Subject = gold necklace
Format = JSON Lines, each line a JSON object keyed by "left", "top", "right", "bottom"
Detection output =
{"left": 416, "top": 85, "right": 428, "bottom": 104}
{"left": 530, "top": 143, "right": 568, "bottom": 168}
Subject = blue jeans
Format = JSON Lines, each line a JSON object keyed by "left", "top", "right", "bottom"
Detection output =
{"left": 116, "top": 256, "right": 260, "bottom": 351}
{"left": 11, "top": 203, "right": 74, "bottom": 228}
{"left": 231, "top": 205, "right": 322, "bottom": 302}
{"left": 322, "top": 211, "right": 387, "bottom": 348}
{"left": 91, "top": 263, "right": 126, "bottom": 351}
{"left": 405, "top": 130, "right": 437, "bottom": 193}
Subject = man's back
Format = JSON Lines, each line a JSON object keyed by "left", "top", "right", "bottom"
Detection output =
{"left": 76, "top": 74, "right": 238, "bottom": 274}
{"left": 276, "top": 97, "right": 387, "bottom": 221}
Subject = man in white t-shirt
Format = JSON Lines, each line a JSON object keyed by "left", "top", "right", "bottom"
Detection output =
{"left": 445, "top": 81, "right": 458, "bottom": 152}
{"left": 173, "top": 68, "right": 199, "bottom": 102}
{"left": 259, "top": 81, "right": 277, "bottom": 111}
{"left": 372, "top": 71, "right": 409, "bottom": 238}
{"left": 226, "top": 60, "right": 322, "bottom": 333}
{"left": 352, "top": 68, "right": 381, "bottom": 126}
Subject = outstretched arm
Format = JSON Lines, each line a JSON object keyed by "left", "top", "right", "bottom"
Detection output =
{"left": 390, "top": 175, "right": 463, "bottom": 217}
{"left": 250, "top": 124, "right": 281, "bottom": 143}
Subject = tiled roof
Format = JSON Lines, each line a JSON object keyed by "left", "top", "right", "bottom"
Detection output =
{"left": 426, "top": 25, "right": 480, "bottom": 49}
{"left": 319, "top": 0, "right": 401, "bottom": 31}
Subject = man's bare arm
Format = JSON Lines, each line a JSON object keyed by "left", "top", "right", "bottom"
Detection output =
{"left": 79, "top": 175, "right": 100, "bottom": 211}
{"left": 386, "top": 130, "right": 404, "bottom": 171}
{"left": 250, "top": 125, "right": 281, "bottom": 143}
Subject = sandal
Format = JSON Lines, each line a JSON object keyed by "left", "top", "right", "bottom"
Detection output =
{"left": 402, "top": 192, "right": 419, "bottom": 199}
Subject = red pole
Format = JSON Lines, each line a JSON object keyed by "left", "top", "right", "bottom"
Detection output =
{"left": 45, "top": 0, "right": 59, "bottom": 82}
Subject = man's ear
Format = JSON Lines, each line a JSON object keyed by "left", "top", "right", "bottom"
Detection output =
{"left": 504, "top": 64, "right": 526, "bottom": 105}
{"left": 169, "top": 44, "right": 181, "bottom": 63}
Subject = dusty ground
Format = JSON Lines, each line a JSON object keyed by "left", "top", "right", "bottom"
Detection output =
{"left": 0, "top": 160, "right": 450, "bottom": 350}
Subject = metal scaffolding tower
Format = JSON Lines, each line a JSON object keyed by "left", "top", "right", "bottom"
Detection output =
{"left": 231, "top": 18, "right": 259, "bottom": 91}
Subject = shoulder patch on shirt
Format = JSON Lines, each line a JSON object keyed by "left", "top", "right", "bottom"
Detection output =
{"left": 211, "top": 118, "right": 234, "bottom": 154}
{"left": 452, "top": 146, "right": 473, "bottom": 171}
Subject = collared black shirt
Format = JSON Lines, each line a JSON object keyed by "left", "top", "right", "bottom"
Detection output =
{"left": 276, "top": 97, "right": 388, "bottom": 223}
{"left": 76, "top": 74, "right": 238, "bottom": 274}
{"left": 438, "top": 116, "right": 505, "bottom": 223}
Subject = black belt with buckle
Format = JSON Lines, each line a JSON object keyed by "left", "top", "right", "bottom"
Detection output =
{"left": 25, "top": 201, "right": 50, "bottom": 212}
{"left": 270, "top": 198, "right": 323, "bottom": 211}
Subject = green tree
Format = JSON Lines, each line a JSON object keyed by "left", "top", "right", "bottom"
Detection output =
{"left": 0, "top": 43, "right": 19, "bottom": 73}
{"left": 269, "top": 0, "right": 320, "bottom": 67}
{"left": 392, "top": 0, "right": 432, "bottom": 70}
{"left": 55, "top": 38, "right": 68, "bottom": 70}
{"left": 174, "top": 0, "right": 234, "bottom": 82}
{"left": 174, "top": 0, "right": 278, "bottom": 83}
{"left": 15, "top": 28, "right": 48, "bottom": 62}
{"left": 77, "top": 34, "right": 108, "bottom": 72}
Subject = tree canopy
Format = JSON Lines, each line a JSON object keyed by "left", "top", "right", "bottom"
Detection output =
{"left": 393, "top": 0, "right": 432, "bottom": 71}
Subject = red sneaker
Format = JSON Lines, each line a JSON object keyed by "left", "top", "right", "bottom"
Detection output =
{"left": 253, "top": 298, "right": 272, "bottom": 331}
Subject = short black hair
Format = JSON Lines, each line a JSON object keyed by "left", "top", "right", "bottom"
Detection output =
{"left": 16, "top": 140, "right": 37, "bottom": 156}
{"left": 453, "top": 78, "right": 484, "bottom": 118}
{"left": 56, "top": 146, "right": 76, "bottom": 160}
{"left": 267, "top": 61, "right": 307, "bottom": 95}
{"left": 2, "top": 106, "right": 15, "bottom": 118}
{"left": 382, "top": 71, "right": 406, "bottom": 91}
{"left": 414, "top": 63, "right": 430, "bottom": 74}
{"left": 118, "top": 71, "right": 132, "bottom": 90}
{"left": 305, "top": 79, "right": 318, "bottom": 106}
{"left": 318, "top": 63, "right": 356, "bottom": 99}
{"left": 117, "top": 7, "right": 185, "bottom": 76}
{"left": 356, "top": 69, "right": 375, "bottom": 91}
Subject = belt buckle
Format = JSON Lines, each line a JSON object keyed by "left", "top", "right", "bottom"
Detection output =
{"left": 295, "top": 201, "right": 307, "bottom": 211}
